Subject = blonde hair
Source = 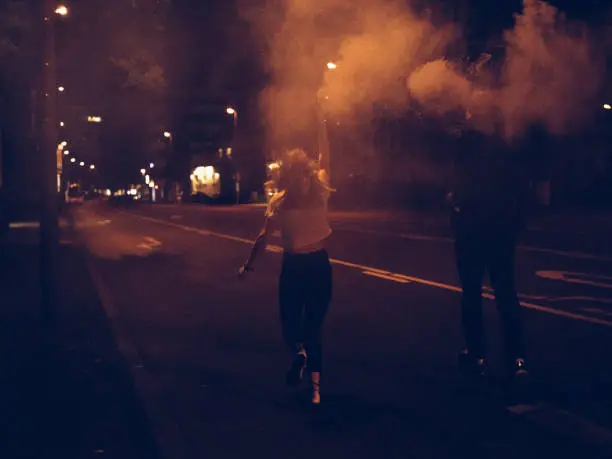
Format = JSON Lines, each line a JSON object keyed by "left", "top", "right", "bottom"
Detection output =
{"left": 275, "top": 148, "right": 334, "bottom": 195}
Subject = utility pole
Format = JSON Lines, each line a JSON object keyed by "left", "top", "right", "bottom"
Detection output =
{"left": 40, "top": 0, "right": 59, "bottom": 324}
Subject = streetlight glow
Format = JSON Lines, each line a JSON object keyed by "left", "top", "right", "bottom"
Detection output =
{"left": 70, "top": 157, "right": 76, "bottom": 163}
{"left": 603, "top": 104, "right": 611, "bottom": 110}
{"left": 226, "top": 107, "right": 236, "bottom": 115}
{"left": 90, "top": 164, "right": 95, "bottom": 170}
{"left": 58, "top": 86, "right": 65, "bottom": 92}
{"left": 149, "top": 162, "right": 155, "bottom": 169}
{"left": 87, "top": 116, "right": 103, "bottom": 123}
{"left": 140, "top": 168, "right": 146, "bottom": 175}
{"left": 59, "top": 121, "right": 64, "bottom": 127}
{"left": 79, "top": 161, "right": 85, "bottom": 167}
{"left": 163, "top": 131, "right": 172, "bottom": 138}
{"left": 64, "top": 150, "right": 70, "bottom": 155}
{"left": 55, "top": 5, "right": 68, "bottom": 16}
{"left": 326, "top": 61, "right": 337, "bottom": 70}
{"left": 61, "top": 141, "right": 67, "bottom": 147}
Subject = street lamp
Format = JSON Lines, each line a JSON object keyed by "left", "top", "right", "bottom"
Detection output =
{"left": 61, "top": 140, "right": 67, "bottom": 147}
{"left": 90, "top": 164, "right": 95, "bottom": 170}
{"left": 79, "top": 161, "right": 85, "bottom": 167}
{"left": 140, "top": 168, "right": 146, "bottom": 175}
{"left": 163, "top": 131, "right": 172, "bottom": 138}
{"left": 226, "top": 107, "right": 238, "bottom": 130}
{"left": 59, "top": 121, "right": 64, "bottom": 127}
{"left": 70, "top": 157, "right": 76, "bottom": 163}
{"left": 603, "top": 104, "right": 611, "bottom": 110}
{"left": 326, "top": 61, "right": 337, "bottom": 70}
{"left": 40, "top": 0, "right": 71, "bottom": 322}
{"left": 64, "top": 149, "right": 70, "bottom": 155}
{"left": 55, "top": 5, "right": 68, "bottom": 16}
{"left": 149, "top": 162, "right": 155, "bottom": 169}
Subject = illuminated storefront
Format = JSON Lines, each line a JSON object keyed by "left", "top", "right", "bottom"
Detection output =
{"left": 190, "top": 165, "right": 221, "bottom": 198}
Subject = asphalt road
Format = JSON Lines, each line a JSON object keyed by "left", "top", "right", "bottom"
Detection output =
{"left": 74, "top": 201, "right": 612, "bottom": 459}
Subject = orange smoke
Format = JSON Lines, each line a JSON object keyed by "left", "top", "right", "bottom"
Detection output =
{"left": 408, "top": 0, "right": 604, "bottom": 140}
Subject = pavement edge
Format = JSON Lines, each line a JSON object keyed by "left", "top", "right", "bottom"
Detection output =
{"left": 71, "top": 210, "right": 191, "bottom": 459}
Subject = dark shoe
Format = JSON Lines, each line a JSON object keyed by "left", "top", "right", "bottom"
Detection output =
{"left": 512, "top": 358, "right": 529, "bottom": 379}
{"left": 286, "top": 352, "right": 307, "bottom": 387}
{"left": 458, "top": 349, "right": 486, "bottom": 377}
{"left": 508, "top": 358, "right": 534, "bottom": 403}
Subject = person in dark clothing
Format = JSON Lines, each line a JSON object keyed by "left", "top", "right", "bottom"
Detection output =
{"left": 447, "top": 124, "right": 530, "bottom": 381}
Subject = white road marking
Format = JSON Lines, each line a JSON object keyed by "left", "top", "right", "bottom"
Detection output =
{"left": 8, "top": 221, "right": 40, "bottom": 228}
{"left": 363, "top": 271, "right": 411, "bottom": 283}
{"left": 143, "top": 236, "right": 162, "bottom": 247}
{"left": 537, "top": 271, "right": 612, "bottom": 290}
{"left": 8, "top": 219, "right": 71, "bottom": 229}
{"left": 137, "top": 236, "right": 162, "bottom": 250}
{"left": 127, "top": 213, "right": 612, "bottom": 328}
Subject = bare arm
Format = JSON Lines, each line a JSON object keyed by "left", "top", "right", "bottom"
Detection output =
{"left": 316, "top": 103, "right": 331, "bottom": 180}
{"left": 241, "top": 216, "right": 272, "bottom": 273}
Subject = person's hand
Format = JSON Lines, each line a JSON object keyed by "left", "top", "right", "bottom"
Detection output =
{"left": 238, "top": 263, "right": 251, "bottom": 280}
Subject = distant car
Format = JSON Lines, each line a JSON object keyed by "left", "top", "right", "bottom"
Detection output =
{"left": 66, "top": 187, "right": 85, "bottom": 204}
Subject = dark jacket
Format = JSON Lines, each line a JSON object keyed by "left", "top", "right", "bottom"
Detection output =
{"left": 448, "top": 129, "right": 530, "bottom": 234}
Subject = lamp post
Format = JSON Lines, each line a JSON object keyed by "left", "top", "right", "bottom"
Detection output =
{"left": 316, "top": 62, "right": 334, "bottom": 177}
{"left": 40, "top": 2, "right": 68, "bottom": 323}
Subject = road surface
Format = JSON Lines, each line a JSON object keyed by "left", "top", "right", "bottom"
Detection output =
{"left": 74, "top": 201, "right": 612, "bottom": 459}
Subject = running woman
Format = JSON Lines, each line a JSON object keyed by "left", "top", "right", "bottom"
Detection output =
{"left": 238, "top": 146, "right": 333, "bottom": 406}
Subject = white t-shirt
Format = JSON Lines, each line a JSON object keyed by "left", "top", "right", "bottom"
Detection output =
{"left": 266, "top": 171, "right": 331, "bottom": 252}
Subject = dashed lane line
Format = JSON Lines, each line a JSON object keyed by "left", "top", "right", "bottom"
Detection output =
{"left": 362, "top": 271, "right": 412, "bottom": 283}
{"left": 127, "top": 212, "right": 612, "bottom": 329}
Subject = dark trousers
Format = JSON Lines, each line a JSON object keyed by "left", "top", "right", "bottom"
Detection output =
{"left": 279, "top": 249, "right": 332, "bottom": 373}
{"left": 454, "top": 223, "right": 525, "bottom": 363}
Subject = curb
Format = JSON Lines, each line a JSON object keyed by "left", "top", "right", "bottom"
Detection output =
{"left": 71, "top": 209, "right": 191, "bottom": 459}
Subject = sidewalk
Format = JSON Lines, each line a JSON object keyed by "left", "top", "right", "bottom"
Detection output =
{"left": 0, "top": 220, "right": 160, "bottom": 459}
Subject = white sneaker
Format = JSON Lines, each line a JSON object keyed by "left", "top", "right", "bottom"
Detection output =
{"left": 311, "top": 372, "right": 321, "bottom": 405}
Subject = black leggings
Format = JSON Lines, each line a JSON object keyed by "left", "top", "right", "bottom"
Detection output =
{"left": 454, "top": 225, "right": 525, "bottom": 363}
{"left": 279, "top": 249, "right": 332, "bottom": 373}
